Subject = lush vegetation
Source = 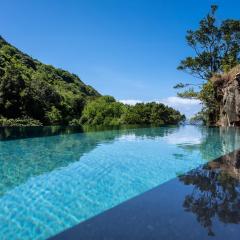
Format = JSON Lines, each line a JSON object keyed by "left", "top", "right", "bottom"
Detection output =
{"left": 175, "top": 5, "right": 240, "bottom": 124}
{"left": 0, "top": 36, "right": 100, "bottom": 126}
{"left": 0, "top": 118, "right": 42, "bottom": 127}
{"left": 0, "top": 36, "right": 184, "bottom": 127}
{"left": 80, "top": 96, "right": 185, "bottom": 126}
{"left": 80, "top": 96, "right": 124, "bottom": 126}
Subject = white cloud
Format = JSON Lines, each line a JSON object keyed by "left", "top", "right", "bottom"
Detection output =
{"left": 158, "top": 97, "right": 201, "bottom": 118}
{"left": 158, "top": 96, "right": 201, "bottom": 106}
{"left": 119, "top": 99, "right": 142, "bottom": 105}
{"left": 119, "top": 97, "right": 202, "bottom": 118}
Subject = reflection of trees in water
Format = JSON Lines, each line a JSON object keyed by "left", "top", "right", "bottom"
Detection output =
{"left": 116, "top": 125, "right": 178, "bottom": 141}
{"left": 0, "top": 129, "right": 118, "bottom": 195}
{"left": 178, "top": 127, "right": 240, "bottom": 161}
{"left": 179, "top": 151, "right": 240, "bottom": 236}
{"left": 84, "top": 124, "right": 179, "bottom": 139}
{"left": 0, "top": 126, "right": 84, "bottom": 141}
{"left": 0, "top": 125, "right": 178, "bottom": 196}
{"left": 0, "top": 125, "right": 178, "bottom": 141}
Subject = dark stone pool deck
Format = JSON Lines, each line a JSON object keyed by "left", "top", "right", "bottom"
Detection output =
{"left": 50, "top": 150, "right": 240, "bottom": 240}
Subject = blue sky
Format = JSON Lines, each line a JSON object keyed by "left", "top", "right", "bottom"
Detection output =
{"left": 1, "top": 0, "right": 240, "bottom": 117}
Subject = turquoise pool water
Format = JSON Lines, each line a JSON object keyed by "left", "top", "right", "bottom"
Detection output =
{"left": 1, "top": 125, "right": 240, "bottom": 239}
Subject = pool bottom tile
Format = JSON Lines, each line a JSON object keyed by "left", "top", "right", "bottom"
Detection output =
{"left": 50, "top": 149, "right": 240, "bottom": 240}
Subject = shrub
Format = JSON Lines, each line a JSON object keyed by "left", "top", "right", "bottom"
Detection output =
{"left": 0, "top": 118, "right": 43, "bottom": 127}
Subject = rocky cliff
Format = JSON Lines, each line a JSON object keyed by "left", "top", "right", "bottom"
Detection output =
{"left": 213, "top": 65, "right": 240, "bottom": 126}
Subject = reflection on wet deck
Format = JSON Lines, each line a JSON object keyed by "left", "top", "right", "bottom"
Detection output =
{"left": 50, "top": 149, "right": 240, "bottom": 240}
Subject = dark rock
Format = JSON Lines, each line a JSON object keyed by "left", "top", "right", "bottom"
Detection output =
{"left": 216, "top": 73, "right": 240, "bottom": 126}
{"left": 235, "top": 73, "right": 240, "bottom": 84}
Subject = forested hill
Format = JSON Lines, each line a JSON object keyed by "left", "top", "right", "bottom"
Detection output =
{"left": 0, "top": 36, "right": 184, "bottom": 127}
{"left": 0, "top": 36, "right": 100, "bottom": 125}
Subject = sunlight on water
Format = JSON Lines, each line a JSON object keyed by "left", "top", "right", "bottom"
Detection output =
{"left": 1, "top": 126, "right": 240, "bottom": 239}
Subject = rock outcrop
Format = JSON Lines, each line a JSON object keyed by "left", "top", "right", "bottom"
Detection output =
{"left": 213, "top": 65, "right": 240, "bottom": 126}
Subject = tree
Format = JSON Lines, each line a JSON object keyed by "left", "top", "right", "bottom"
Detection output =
{"left": 0, "top": 35, "right": 100, "bottom": 126}
{"left": 80, "top": 98, "right": 185, "bottom": 126}
{"left": 22, "top": 78, "right": 62, "bottom": 123}
{"left": 80, "top": 96, "right": 125, "bottom": 126}
{"left": 180, "top": 160, "right": 240, "bottom": 236}
{"left": 121, "top": 102, "right": 185, "bottom": 125}
{"left": 176, "top": 5, "right": 240, "bottom": 98}
{"left": 0, "top": 65, "right": 25, "bottom": 118}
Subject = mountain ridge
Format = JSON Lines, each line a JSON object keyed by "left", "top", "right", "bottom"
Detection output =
{"left": 0, "top": 36, "right": 185, "bottom": 127}
{"left": 0, "top": 35, "right": 100, "bottom": 125}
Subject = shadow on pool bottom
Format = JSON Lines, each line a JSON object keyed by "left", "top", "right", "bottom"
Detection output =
{"left": 49, "top": 150, "right": 240, "bottom": 240}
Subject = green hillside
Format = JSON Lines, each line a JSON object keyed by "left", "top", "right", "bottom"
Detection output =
{"left": 0, "top": 36, "right": 100, "bottom": 125}
{"left": 0, "top": 36, "right": 184, "bottom": 127}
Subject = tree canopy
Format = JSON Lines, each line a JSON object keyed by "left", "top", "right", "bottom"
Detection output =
{"left": 0, "top": 36, "right": 184, "bottom": 127}
{"left": 176, "top": 5, "right": 240, "bottom": 124}
{"left": 0, "top": 36, "right": 100, "bottom": 125}
{"left": 177, "top": 5, "right": 240, "bottom": 83}
{"left": 80, "top": 96, "right": 185, "bottom": 126}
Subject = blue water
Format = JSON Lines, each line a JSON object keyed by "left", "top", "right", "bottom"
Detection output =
{"left": 1, "top": 125, "right": 240, "bottom": 239}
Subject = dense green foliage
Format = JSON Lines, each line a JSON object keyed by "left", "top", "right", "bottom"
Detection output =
{"left": 0, "top": 36, "right": 100, "bottom": 125}
{"left": 0, "top": 118, "right": 42, "bottom": 127}
{"left": 177, "top": 5, "right": 240, "bottom": 82}
{"left": 0, "top": 36, "right": 184, "bottom": 126}
{"left": 122, "top": 103, "right": 185, "bottom": 125}
{"left": 175, "top": 5, "right": 240, "bottom": 124}
{"left": 80, "top": 96, "right": 185, "bottom": 126}
{"left": 81, "top": 96, "right": 125, "bottom": 126}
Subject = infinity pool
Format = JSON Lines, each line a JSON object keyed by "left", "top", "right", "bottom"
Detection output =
{"left": 1, "top": 126, "right": 240, "bottom": 239}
